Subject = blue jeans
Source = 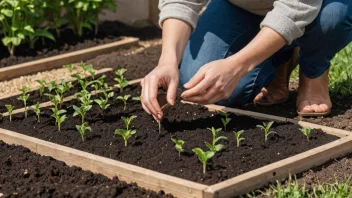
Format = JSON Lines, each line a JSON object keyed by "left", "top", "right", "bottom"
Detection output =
{"left": 179, "top": 0, "right": 352, "bottom": 106}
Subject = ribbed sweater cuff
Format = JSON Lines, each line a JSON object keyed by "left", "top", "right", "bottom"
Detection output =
{"left": 159, "top": 3, "right": 199, "bottom": 31}
{"left": 260, "top": 11, "right": 304, "bottom": 44}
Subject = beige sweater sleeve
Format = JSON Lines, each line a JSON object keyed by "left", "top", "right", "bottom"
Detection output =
{"left": 260, "top": 0, "right": 323, "bottom": 44}
{"left": 158, "top": 0, "right": 323, "bottom": 44}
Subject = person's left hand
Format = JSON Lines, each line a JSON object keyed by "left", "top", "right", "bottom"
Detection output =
{"left": 181, "top": 58, "right": 247, "bottom": 104}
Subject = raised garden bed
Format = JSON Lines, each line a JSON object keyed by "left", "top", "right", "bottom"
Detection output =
{"left": 0, "top": 140, "right": 172, "bottom": 198}
{"left": 0, "top": 79, "right": 351, "bottom": 197}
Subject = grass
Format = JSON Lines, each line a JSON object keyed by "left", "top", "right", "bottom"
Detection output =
{"left": 290, "top": 42, "right": 352, "bottom": 96}
{"left": 247, "top": 176, "right": 352, "bottom": 198}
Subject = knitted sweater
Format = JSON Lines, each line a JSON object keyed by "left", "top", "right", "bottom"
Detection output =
{"left": 158, "top": 0, "right": 323, "bottom": 44}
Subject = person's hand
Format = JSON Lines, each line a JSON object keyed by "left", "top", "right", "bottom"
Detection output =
{"left": 181, "top": 58, "right": 247, "bottom": 104}
{"left": 141, "top": 63, "right": 179, "bottom": 121}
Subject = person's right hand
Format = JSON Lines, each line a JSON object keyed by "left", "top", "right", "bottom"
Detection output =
{"left": 141, "top": 63, "right": 179, "bottom": 121}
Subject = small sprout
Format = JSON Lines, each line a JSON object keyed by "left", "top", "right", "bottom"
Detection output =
{"left": 18, "top": 86, "right": 31, "bottom": 118}
{"left": 117, "top": 95, "right": 131, "bottom": 110}
{"left": 55, "top": 80, "right": 73, "bottom": 108}
{"left": 63, "top": 64, "right": 75, "bottom": 73}
{"left": 114, "top": 68, "right": 129, "bottom": 93}
{"left": 5, "top": 105, "right": 14, "bottom": 121}
{"left": 121, "top": 116, "right": 137, "bottom": 130}
{"left": 87, "top": 68, "right": 97, "bottom": 79}
{"left": 76, "top": 122, "right": 92, "bottom": 142}
{"left": 91, "top": 83, "right": 100, "bottom": 93}
{"left": 71, "top": 72, "right": 83, "bottom": 81}
{"left": 94, "top": 98, "right": 110, "bottom": 114}
{"left": 45, "top": 94, "right": 62, "bottom": 110}
{"left": 233, "top": 130, "right": 245, "bottom": 147}
{"left": 36, "top": 80, "right": 47, "bottom": 97}
{"left": 79, "top": 62, "right": 93, "bottom": 73}
{"left": 219, "top": 111, "right": 232, "bottom": 131}
{"left": 114, "top": 128, "right": 136, "bottom": 147}
{"left": 73, "top": 104, "right": 92, "bottom": 124}
{"left": 75, "top": 90, "right": 93, "bottom": 106}
{"left": 51, "top": 108, "right": 67, "bottom": 132}
{"left": 192, "top": 148, "right": 214, "bottom": 174}
{"left": 132, "top": 96, "right": 141, "bottom": 101}
{"left": 171, "top": 138, "right": 185, "bottom": 157}
{"left": 47, "top": 81, "right": 58, "bottom": 92}
{"left": 79, "top": 79, "right": 101, "bottom": 91}
{"left": 204, "top": 127, "right": 227, "bottom": 152}
{"left": 300, "top": 127, "right": 311, "bottom": 141}
{"left": 256, "top": 121, "right": 276, "bottom": 141}
{"left": 30, "top": 102, "right": 41, "bottom": 123}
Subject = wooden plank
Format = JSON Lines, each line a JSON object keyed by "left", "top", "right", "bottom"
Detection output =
{"left": 0, "top": 37, "right": 139, "bottom": 81}
{"left": 2, "top": 78, "right": 143, "bottom": 117}
{"left": 204, "top": 135, "right": 352, "bottom": 198}
{"left": 0, "top": 128, "right": 208, "bottom": 198}
{"left": 0, "top": 68, "right": 112, "bottom": 101}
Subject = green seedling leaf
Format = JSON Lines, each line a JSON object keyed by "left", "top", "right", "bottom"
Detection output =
{"left": 233, "top": 130, "right": 245, "bottom": 147}
{"left": 36, "top": 80, "right": 47, "bottom": 97}
{"left": 300, "top": 127, "right": 311, "bottom": 141}
{"left": 171, "top": 138, "right": 185, "bottom": 157}
{"left": 51, "top": 108, "right": 67, "bottom": 132}
{"left": 76, "top": 122, "right": 92, "bottom": 142}
{"left": 116, "top": 95, "right": 131, "bottom": 110}
{"left": 205, "top": 127, "right": 227, "bottom": 152}
{"left": 114, "top": 129, "right": 136, "bottom": 147}
{"left": 63, "top": 64, "right": 75, "bottom": 73}
{"left": 5, "top": 104, "right": 14, "bottom": 121}
{"left": 256, "top": 121, "right": 276, "bottom": 141}
{"left": 192, "top": 148, "right": 214, "bottom": 174}
{"left": 30, "top": 102, "right": 41, "bottom": 123}
{"left": 219, "top": 111, "right": 232, "bottom": 131}
{"left": 121, "top": 115, "right": 137, "bottom": 130}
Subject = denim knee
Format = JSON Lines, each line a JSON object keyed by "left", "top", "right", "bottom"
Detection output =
{"left": 297, "top": 1, "right": 352, "bottom": 78}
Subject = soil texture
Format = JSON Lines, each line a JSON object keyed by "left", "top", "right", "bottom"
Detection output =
{"left": 0, "top": 21, "right": 161, "bottom": 68}
{"left": 0, "top": 86, "right": 338, "bottom": 185}
{"left": 0, "top": 140, "right": 172, "bottom": 198}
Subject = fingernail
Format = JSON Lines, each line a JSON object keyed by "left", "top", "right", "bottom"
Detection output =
{"left": 152, "top": 115, "right": 158, "bottom": 121}
{"left": 157, "top": 114, "right": 162, "bottom": 120}
{"left": 170, "top": 99, "right": 175, "bottom": 105}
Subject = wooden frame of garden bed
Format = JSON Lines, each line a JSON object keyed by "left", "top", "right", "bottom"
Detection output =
{"left": 1, "top": 82, "right": 351, "bottom": 198}
{"left": 0, "top": 37, "right": 139, "bottom": 81}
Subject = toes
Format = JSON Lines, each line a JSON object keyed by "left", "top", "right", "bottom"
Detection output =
{"left": 253, "top": 91, "right": 265, "bottom": 102}
{"left": 311, "top": 104, "right": 325, "bottom": 113}
{"left": 319, "top": 103, "right": 330, "bottom": 112}
{"left": 298, "top": 100, "right": 314, "bottom": 113}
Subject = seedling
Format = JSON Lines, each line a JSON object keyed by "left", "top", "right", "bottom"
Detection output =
{"left": 94, "top": 98, "right": 110, "bottom": 114}
{"left": 171, "top": 138, "right": 185, "bottom": 157}
{"left": 36, "top": 80, "right": 47, "bottom": 97}
{"left": 117, "top": 95, "right": 131, "bottom": 110}
{"left": 114, "top": 68, "right": 129, "bottom": 93}
{"left": 63, "top": 64, "right": 75, "bottom": 73}
{"left": 300, "top": 127, "right": 311, "bottom": 141}
{"left": 17, "top": 86, "right": 31, "bottom": 118}
{"left": 45, "top": 94, "right": 61, "bottom": 110}
{"left": 47, "top": 81, "right": 58, "bottom": 92}
{"left": 233, "top": 130, "right": 245, "bottom": 147}
{"left": 132, "top": 96, "right": 141, "bottom": 101}
{"left": 88, "top": 68, "right": 97, "bottom": 79}
{"left": 121, "top": 116, "right": 137, "bottom": 130}
{"left": 256, "top": 121, "right": 276, "bottom": 141}
{"left": 55, "top": 80, "right": 73, "bottom": 108}
{"left": 204, "top": 127, "right": 227, "bottom": 152}
{"left": 71, "top": 72, "right": 83, "bottom": 81}
{"left": 73, "top": 104, "right": 92, "bottom": 124}
{"left": 51, "top": 108, "right": 67, "bottom": 132}
{"left": 30, "top": 102, "right": 41, "bottom": 123}
{"left": 219, "top": 111, "right": 231, "bottom": 131}
{"left": 114, "top": 128, "right": 136, "bottom": 147}
{"left": 192, "top": 148, "right": 214, "bottom": 174}
{"left": 76, "top": 122, "right": 92, "bottom": 142}
{"left": 79, "top": 79, "right": 101, "bottom": 91}
{"left": 5, "top": 105, "right": 14, "bottom": 121}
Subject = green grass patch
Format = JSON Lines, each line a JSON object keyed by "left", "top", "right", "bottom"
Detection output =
{"left": 290, "top": 42, "right": 352, "bottom": 96}
{"left": 250, "top": 176, "right": 352, "bottom": 198}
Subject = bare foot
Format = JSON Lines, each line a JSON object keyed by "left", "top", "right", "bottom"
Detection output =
{"left": 296, "top": 69, "right": 332, "bottom": 116}
{"left": 254, "top": 48, "right": 299, "bottom": 105}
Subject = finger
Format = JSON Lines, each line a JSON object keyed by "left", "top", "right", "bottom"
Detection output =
{"left": 181, "top": 76, "right": 213, "bottom": 98}
{"left": 142, "top": 78, "right": 158, "bottom": 117}
{"left": 184, "top": 85, "right": 223, "bottom": 105}
{"left": 148, "top": 77, "right": 163, "bottom": 120}
{"left": 141, "top": 79, "right": 151, "bottom": 114}
{"left": 167, "top": 79, "right": 178, "bottom": 105}
{"left": 183, "top": 67, "right": 206, "bottom": 89}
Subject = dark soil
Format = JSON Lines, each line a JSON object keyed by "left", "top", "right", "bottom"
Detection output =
{"left": 241, "top": 90, "right": 352, "bottom": 131}
{"left": 0, "top": 21, "right": 161, "bottom": 68}
{"left": 87, "top": 45, "right": 160, "bottom": 79}
{"left": 0, "top": 140, "right": 172, "bottom": 198}
{"left": 0, "top": 86, "right": 338, "bottom": 185}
